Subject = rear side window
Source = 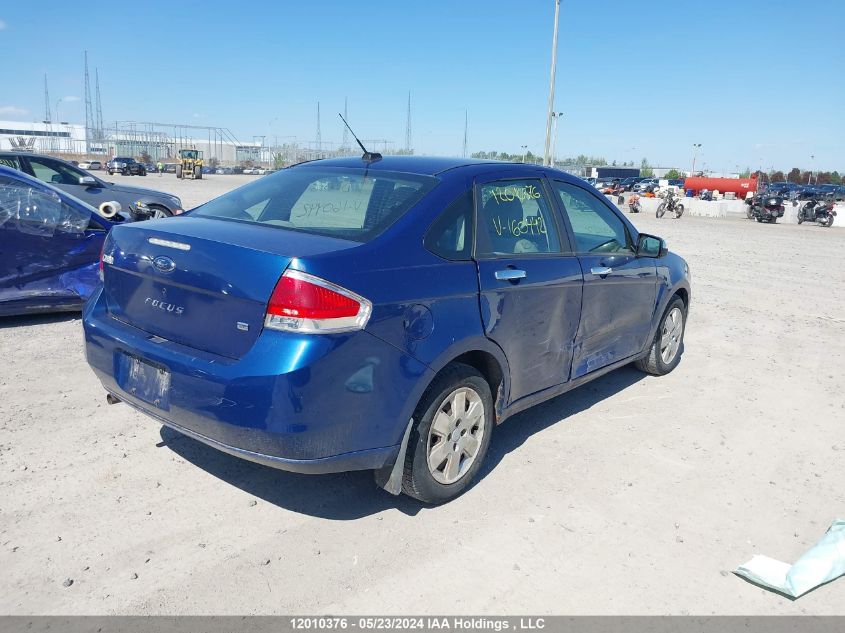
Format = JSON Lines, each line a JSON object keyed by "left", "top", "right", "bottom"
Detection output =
{"left": 193, "top": 167, "right": 436, "bottom": 242}
{"left": 424, "top": 190, "right": 473, "bottom": 260}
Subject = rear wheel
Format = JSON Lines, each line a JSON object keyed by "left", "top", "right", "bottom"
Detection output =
{"left": 194, "top": 166, "right": 202, "bottom": 180}
{"left": 825, "top": 215, "right": 834, "bottom": 227}
{"left": 797, "top": 210, "right": 804, "bottom": 224}
{"left": 656, "top": 203, "right": 666, "bottom": 218}
{"left": 635, "top": 297, "right": 686, "bottom": 376}
{"left": 674, "top": 204, "right": 684, "bottom": 218}
{"left": 175, "top": 165, "right": 183, "bottom": 179}
{"left": 402, "top": 364, "right": 493, "bottom": 504}
{"left": 746, "top": 206, "right": 754, "bottom": 219}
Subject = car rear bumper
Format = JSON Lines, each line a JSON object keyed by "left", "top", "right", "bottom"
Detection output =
{"left": 83, "top": 287, "right": 433, "bottom": 473}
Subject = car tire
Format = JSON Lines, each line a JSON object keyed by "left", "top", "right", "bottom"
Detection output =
{"left": 401, "top": 363, "right": 494, "bottom": 504}
{"left": 635, "top": 296, "right": 686, "bottom": 376}
{"left": 149, "top": 205, "right": 172, "bottom": 220}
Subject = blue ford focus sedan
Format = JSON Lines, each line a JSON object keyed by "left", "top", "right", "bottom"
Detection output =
{"left": 83, "top": 156, "right": 690, "bottom": 503}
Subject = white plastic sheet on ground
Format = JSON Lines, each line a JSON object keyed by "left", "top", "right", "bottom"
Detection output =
{"left": 735, "top": 519, "right": 845, "bottom": 598}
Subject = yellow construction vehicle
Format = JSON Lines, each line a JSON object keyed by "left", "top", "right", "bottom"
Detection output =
{"left": 176, "top": 148, "right": 203, "bottom": 180}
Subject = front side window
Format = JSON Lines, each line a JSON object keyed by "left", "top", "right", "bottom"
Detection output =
{"left": 0, "top": 176, "right": 90, "bottom": 236}
{"left": 552, "top": 181, "right": 634, "bottom": 254}
{"left": 193, "top": 167, "right": 436, "bottom": 242}
{"left": 475, "top": 179, "right": 561, "bottom": 257}
{"left": 27, "top": 157, "right": 83, "bottom": 186}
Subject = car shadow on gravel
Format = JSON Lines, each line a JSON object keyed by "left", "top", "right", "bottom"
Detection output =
{"left": 479, "top": 365, "right": 647, "bottom": 477}
{"left": 160, "top": 364, "right": 647, "bottom": 520}
{"left": 0, "top": 312, "right": 80, "bottom": 329}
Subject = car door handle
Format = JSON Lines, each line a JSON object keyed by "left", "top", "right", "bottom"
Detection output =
{"left": 590, "top": 266, "right": 613, "bottom": 277}
{"left": 495, "top": 269, "right": 527, "bottom": 281}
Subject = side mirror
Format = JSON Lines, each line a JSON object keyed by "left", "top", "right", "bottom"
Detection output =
{"left": 78, "top": 176, "right": 97, "bottom": 186}
{"left": 637, "top": 233, "right": 668, "bottom": 258}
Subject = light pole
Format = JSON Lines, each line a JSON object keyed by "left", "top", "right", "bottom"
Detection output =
{"left": 551, "top": 112, "right": 563, "bottom": 167}
{"left": 543, "top": 0, "right": 561, "bottom": 166}
{"left": 691, "top": 143, "right": 702, "bottom": 176}
{"left": 809, "top": 155, "right": 814, "bottom": 184}
{"left": 521, "top": 145, "right": 528, "bottom": 163}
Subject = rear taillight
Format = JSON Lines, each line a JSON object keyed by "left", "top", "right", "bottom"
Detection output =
{"left": 265, "top": 270, "right": 372, "bottom": 334}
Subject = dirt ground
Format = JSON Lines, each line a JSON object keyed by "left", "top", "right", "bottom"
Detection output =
{"left": 1, "top": 173, "right": 844, "bottom": 615}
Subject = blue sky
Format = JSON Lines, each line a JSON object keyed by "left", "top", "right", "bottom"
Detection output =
{"left": 0, "top": 1, "right": 842, "bottom": 172}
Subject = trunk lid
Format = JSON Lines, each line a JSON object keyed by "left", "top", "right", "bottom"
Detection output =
{"left": 103, "top": 216, "right": 358, "bottom": 358}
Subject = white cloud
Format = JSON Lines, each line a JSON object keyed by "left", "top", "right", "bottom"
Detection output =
{"left": 0, "top": 20, "right": 7, "bottom": 30}
{"left": 0, "top": 106, "right": 27, "bottom": 116}
{"left": 63, "top": 96, "right": 80, "bottom": 102}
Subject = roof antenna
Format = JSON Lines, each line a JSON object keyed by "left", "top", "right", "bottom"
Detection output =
{"left": 338, "top": 113, "right": 382, "bottom": 163}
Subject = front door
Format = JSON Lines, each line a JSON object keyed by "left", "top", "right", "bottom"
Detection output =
{"left": 549, "top": 180, "right": 658, "bottom": 379}
{"left": 473, "top": 174, "right": 583, "bottom": 404}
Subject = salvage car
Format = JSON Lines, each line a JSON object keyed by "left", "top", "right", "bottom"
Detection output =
{"left": 83, "top": 156, "right": 691, "bottom": 503}
{"left": 0, "top": 152, "right": 184, "bottom": 219}
{"left": 0, "top": 165, "right": 119, "bottom": 316}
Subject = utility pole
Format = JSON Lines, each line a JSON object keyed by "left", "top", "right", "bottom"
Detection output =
{"left": 405, "top": 92, "right": 412, "bottom": 154}
{"left": 543, "top": 0, "right": 561, "bottom": 166}
{"left": 43, "top": 74, "right": 51, "bottom": 123}
{"left": 809, "top": 155, "right": 814, "bottom": 184}
{"left": 95, "top": 68, "right": 104, "bottom": 143}
{"left": 691, "top": 143, "right": 702, "bottom": 176}
{"left": 551, "top": 112, "right": 563, "bottom": 167}
{"left": 83, "top": 51, "right": 94, "bottom": 153}
{"left": 316, "top": 101, "right": 321, "bottom": 153}
{"left": 521, "top": 145, "right": 528, "bottom": 163}
{"left": 342, "top": 97, "right": 349, "bottom": 151}
{"left": 462, "top": 110, "right": 468, "bottom": 159}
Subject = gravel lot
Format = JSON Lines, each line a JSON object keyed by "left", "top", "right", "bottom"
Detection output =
{"left": 1, "top": 173, "right": 844, "bottom": 615}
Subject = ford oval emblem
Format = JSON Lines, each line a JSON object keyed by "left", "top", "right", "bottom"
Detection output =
{"left": 153, "top": 255, "right": 176, "bottom": 273}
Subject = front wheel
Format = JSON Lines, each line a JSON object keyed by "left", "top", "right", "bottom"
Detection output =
{"left": 824, "top": 215, "right": 834, "bottom": 227}
{"left": 401, "top": 364, "right": 494, "bottom": 504}
{"left": 635, "top": 297, "right": 686, "bottom": 376}
{"left": 797, "top": 211, "right": 804, "bottom": 224}
{"left": 656, "top": 203, "right": 666, "bottom": 218}
{"left": 746, "top": 207, "right": 755, "bottom": 219}
{"left": 673, "top": 204, "right": 684, "bottom": 219}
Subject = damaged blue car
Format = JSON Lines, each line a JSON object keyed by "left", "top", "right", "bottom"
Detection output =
{"left": 83, "top": 156, "right": 691, "bottom": 503}
{"left": 0, "top": 165, "right": 117, "bottom": 316}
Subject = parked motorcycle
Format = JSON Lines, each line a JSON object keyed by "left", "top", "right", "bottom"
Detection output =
{"left": 797, "top": 197, "right": 836, "bottom": 227}
{"left": 628, "top": 194, "right": 641, "bottom": 213}
{"left": 656, "top": 190, "right": 684, "bottom": 219}
{"left": 745, "top": 195, "right": 784, "bottom": 223}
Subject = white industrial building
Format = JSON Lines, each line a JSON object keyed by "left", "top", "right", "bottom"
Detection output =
{"left": 0, "top": 119, "right": 263, "bottom": 165}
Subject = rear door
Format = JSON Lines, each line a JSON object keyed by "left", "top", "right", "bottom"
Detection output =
{"left": 473, "top": 172, "right": 583, "bottom": 403}
{"left": 549, "top": 179, "right": 657, "bottom": 379}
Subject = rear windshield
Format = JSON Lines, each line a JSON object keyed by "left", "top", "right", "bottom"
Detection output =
{"left": 192, "top": 166, "right": 437, "bottom": 242}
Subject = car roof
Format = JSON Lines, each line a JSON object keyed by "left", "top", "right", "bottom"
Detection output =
{"left": 302, "top": 155, "right": 514, "bottom": 176}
